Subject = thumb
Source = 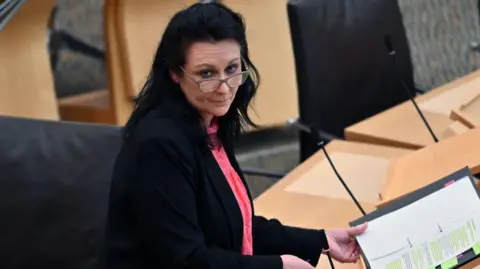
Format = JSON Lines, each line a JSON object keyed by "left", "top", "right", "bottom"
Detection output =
{"left": 347, "top": 222, "right": 368, "bottom": 237}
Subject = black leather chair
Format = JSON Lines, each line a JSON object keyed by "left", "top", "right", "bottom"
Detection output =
{"left": 0, "top": 115, "right": 284, "bottom": 269}
{"left": 0, "top": 116, "right": 121, "bottom": 269}
{"left": 287, "top": 0, "right": 416, "bottom": 161}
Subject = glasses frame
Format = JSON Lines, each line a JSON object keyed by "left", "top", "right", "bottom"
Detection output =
{"left": 180, "top": 59, "right": 251, "bottom": 93}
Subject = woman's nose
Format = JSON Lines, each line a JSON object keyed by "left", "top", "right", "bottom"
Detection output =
{"left": 216, "top": 80, "right": 230, "bottom": 93}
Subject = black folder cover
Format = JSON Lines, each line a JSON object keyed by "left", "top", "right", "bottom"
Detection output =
{"left": 350, "top": 167, "right": 480, "bottom": 269}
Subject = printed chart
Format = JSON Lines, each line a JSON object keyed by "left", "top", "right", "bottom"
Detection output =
{"left": 356, "top": 176, "right": 480, "bottom": 269}
{"left": 383, "top": 218, "right": 479, "bottom": 269}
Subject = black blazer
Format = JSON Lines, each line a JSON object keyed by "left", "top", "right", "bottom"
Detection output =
{"left": 105, "top": 107, "right": 328, "bottom": 269}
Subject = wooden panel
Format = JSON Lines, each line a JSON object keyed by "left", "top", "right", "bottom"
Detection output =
{"left": 0, "top": 0, "right": 59, "bottom": 120}
{"left": 345, "top": 70, "right": 480, "bottom": 149}
{"left": 380, "top": 128, "right": 480, "bottom": 206}
{"left": 451, "top": 92, "right": 480, "bottom": 128}
{"left": 108, "top": 0, "right": 298, "bottom": 128}
{"left": 117, "top": 0, "right": 197, "bottom": 99}
{"left": 102, "top": 0, "right": 197, "bottom": 125}
{"left": 104, "top": 0, "right": 135, "bottom": 125}
{"left": 222, "top": 0, "right": 298, "bottom": 128}
{"left": 441, "top": 120, "right": 470, "bottom": 138}
{"left": 58, "top": 90, "right": 114, "bottom": 124}
{"left": 254, "top": 140, "right": 412, "bottom": 268}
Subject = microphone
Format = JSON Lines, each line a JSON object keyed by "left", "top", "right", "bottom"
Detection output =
{"left": 287, "top": 118, "right": 340, "bottom": 142}
{"left": 288, "top": 118, "right": 367, "bottom": 216}
{"left": 384, "top": 35, "right": 439, "bottom": 143}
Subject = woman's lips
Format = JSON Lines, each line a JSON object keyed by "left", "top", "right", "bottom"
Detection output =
{"left": 208, "top": 97, "right": 232, "bottom": 103}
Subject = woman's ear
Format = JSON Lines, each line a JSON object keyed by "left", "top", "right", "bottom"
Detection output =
{"left": 169, "top": 70, "right": 180, "bottom": 84}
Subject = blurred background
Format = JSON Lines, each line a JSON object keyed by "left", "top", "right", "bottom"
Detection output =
{"left": 48, "top": 0, "right": 480, "bottom": 196}
{"left": 51, "top": 0, "right": 480, "bottom": 98}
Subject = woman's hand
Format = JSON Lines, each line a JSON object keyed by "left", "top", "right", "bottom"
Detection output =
{"left": 324, "top": 222, "right": 368, "bottom": 263}
{"left": 281, "top": 255, "right": 314, "bottom": 269}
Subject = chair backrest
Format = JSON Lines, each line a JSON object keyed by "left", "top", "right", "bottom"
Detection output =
{"left": 0, "top": 116, "right": 122, "bottom": 269}
{"left": 287, "top": 0, "right": 414, "bottom": 160}
{"left": 0, "top": 0, "right": 59, "bottom": 120}
{"left": 105, "top": 0, "right": 299, "bottom": 128}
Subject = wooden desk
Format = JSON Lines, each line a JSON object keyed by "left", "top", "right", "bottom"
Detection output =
{"left": 379, "top": 127, "right": 480, "bottom": 207}
{"left": 345, "top": 70, "right": 480, "bottom": 149}
{"left": 441, "top": 120, "right": 470, "bottom": 138}
{"left": 253, "top": 140, "right": 412, "bottom": 268}
{"left": 451, "top": 92, "right": 480, "bottom": 128}
{"left": 0, "top": 0, "right": 59, "bottom": 120}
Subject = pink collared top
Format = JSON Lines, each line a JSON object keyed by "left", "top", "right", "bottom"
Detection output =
{"left": 206, "top": 119, "right": 253, "bottom": 255}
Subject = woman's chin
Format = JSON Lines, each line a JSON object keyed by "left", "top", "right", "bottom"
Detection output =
{"left": 210, "top": 105, "right": 232, "bottom": 117}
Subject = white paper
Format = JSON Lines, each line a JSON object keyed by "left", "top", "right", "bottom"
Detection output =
{"left": 356, "top": 176, "right": 480, "bottom": 269}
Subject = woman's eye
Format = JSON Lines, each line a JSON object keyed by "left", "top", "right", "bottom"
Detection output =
{"left": 226, "top": 65, "right": 238, "bottom": 74}
{"left": 199, "top": 70, "right": 213, "bottom": 79}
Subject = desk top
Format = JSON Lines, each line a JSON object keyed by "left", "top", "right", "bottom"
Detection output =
{"left": 345, "top": 70, "right": 480, "bottom": 149}
{"left": 451, "top": 92, "right": 480, "bottom": 128}
{"left": 253, "top": 140, "right": 412, "bottom": 268}
{"left": 379, "top": 127, "right": 480, "bottom": 206}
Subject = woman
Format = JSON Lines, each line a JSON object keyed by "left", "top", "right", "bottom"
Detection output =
{"left": 105, "top": 2, "right": 367, "bottom": 269}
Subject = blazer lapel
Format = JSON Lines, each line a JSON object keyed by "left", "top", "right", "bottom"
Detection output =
{"left": 202, "top": 150, "right": 243, "bottom": 251}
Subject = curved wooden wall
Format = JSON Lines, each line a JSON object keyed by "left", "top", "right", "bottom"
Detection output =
{"left": 103, "top": 0, "right": 196, "bottom": 125}
{"left": 0, "top": 0, "right": 59, "bottom": 120}
{"left": 222, "top": 0, "right": 299, "bottom": 128}
{"left": 104, "top": 0, "right": 298, "bottom": 128}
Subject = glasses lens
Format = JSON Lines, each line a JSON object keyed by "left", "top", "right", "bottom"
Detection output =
{"left": 199, "top": 80, "right": 221, "bottom": 92}
{"left": 227, "top": 72, "right": 249, "bottom": 87}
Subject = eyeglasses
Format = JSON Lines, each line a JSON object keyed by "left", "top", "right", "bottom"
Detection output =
{"left": 180, "top": 66, "right": 251, "bottom": 93}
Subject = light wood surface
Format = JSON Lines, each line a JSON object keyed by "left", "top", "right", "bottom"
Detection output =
{"left": 441, "top": 120, "right": 471, "bottom": 138}
{"left": 60, "top": 0, "right": 133, "bottom": 125}
{"left": 253, "top": 140, "right": 412, "bottom": 268}
{"left": 102, "top": 0, "right": 298, "bottom": 127}
{"left": 464, "top": 258, "right": 480, "bottom": 269}
{"left": 451, "top": 92, "right": 480, "bottom": 128}
{"left": 222, "top": 0, "right": 299, "bottom": 128}
{"left": 103, "top": 0, "right": 139, "bottom": 125}
{"left": 62, "top": 0, "right": 199, "bottom": 125}
{"left": 116, "top": 0, "right": 197, "bottom": 99}
{"left": 345, "top": 70, "right": 480, "bottom": 149}
{"left": 107, "top": 0, "right": 197, "bottom": 125}
{"left": 0, "top": 0, "right": 59, "bottom": 120}
{"left": 58, "top": 89, "right": 114, "bottom": 124}
{"left": 379, "top": 127, "right": 480, "bottom": 207}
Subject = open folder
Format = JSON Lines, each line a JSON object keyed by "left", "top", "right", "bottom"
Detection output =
{"left": 0, "top": 0, "right": 26, "bottom": 31}
{"left": 350, "top": 167, "right": 480, "bottom": 269}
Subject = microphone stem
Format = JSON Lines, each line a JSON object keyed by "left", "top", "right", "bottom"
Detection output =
{"left": 401, "top": 81, "right": 439, "bottom": 143}
{"left": 290, "top": 119, "right": 367, "bottom": 216}
{"left": 318, "top": 142, "right": 367, "bottom": 216}
{"left": 391, "top": 52, "right": 439, "bottom": 143}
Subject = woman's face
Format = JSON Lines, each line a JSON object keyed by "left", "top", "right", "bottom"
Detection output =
{"left": 171, "top": 39, "right": 244, "bottom": 126}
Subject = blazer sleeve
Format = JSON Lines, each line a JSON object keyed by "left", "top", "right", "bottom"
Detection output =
{"left": 252, "top": 216, "right": 329, "bottom": 267}
{"left": 129, "top": 138, "right": 283, "bottom": 269}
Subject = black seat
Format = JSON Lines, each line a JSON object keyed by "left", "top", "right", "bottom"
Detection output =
{"left": 0, "top": 116, "right": 121, "bottom": 269}
{"left": 287, "top": 0, "right": 415, "bottom": 161}
{"left": 0, "top": 115, "right": 286, "bottom": 269}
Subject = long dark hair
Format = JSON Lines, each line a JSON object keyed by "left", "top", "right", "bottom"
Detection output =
{"left": 123, "top": 2, "right": 260, "bottom": 150}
